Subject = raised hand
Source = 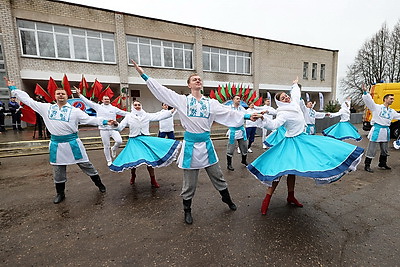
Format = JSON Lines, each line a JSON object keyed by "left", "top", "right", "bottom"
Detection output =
{"left": 293, "top": 76, "right": 299, "bottom": 84}
{"left": 130, "top": 59, "right": 144, "bottom": 75}
{"left": 3, "top": 77, "right": 15, "bottom": 87}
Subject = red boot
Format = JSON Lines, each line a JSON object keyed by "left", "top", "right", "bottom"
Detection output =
{"left": 287, "top": 191, "right": 303, "bottom": 207}
{"left": 150, "top": 176, "right": 160, "bottom": 188}
{"left": 261, "top": 194, "right": 272, "bottom": 215}
{"left": 130, "top": 175, "right": 136, "bottom": 185}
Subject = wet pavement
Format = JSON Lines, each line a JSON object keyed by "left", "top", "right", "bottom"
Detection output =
{"left": 1, "top": 128, "right": 400, "bottom": 266}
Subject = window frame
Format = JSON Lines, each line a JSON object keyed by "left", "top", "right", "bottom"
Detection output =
{"left": 320, "top": 63, "right": 326, "bottom": 81}
{"left": 312, "top": 62, "right": 318, "bottom": 80}
{"left": 127, "top": 36, "right": 194, "bottom": 70}
{"left": 17, "top": 19, "right": 116, "bottom": 64}
{"left": 202, "top": 46, "right": 251, "bottom": 75}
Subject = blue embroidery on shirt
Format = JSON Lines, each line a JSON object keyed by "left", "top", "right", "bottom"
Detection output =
{"left": 379, "top": 107, "right": 392, "bottom": 120}
{"left": 187, "top": 96, "right": 210, "bottom": 118}
{"left": 309, "top": 109, "right": 316, "bottom": 118}
{"left": 48, "top": 104, "right": 72, "bottom": 122}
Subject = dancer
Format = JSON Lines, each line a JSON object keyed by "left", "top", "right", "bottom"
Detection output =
{"left": 322, "top": 97, "right": 362, "bottom": 141}
{"left": 226, "top": 95, "right": 248, "bottom": 171}
{"left": 131, "top": 59, "right": 258, "bottom": 224}
{"left": 5, "top": 78, "right": 110, "bottom": 204}
{"left": 300, "top": 100, "right": 327, "bottom": 135}
{"left": 109, "top": 100, "right": 180, "bottom": 188}
{"left": 362, "top": 84, "right": 400, "bottom": 172}
{"left": 247, "top": 77, "right": 364, "bottom": 215}
{"left": 76, "top": 87, "right": 128, "bottom": 166}
{"left": 260, "top": 98, "right": 276, "bottom": 148}
{"left": 245, "top": 102, "right": 261, "bottom": 153}
{"left": 158, "top": 103, "right": 176, "bottom": 139}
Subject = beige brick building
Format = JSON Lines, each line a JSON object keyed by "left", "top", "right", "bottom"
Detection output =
{"left": 0, "top": 0, "right": 338, "bottom": 116}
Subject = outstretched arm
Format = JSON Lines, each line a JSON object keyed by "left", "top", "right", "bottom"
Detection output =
{"left": 130, "top": 59, "right": 185, "bottom": 110}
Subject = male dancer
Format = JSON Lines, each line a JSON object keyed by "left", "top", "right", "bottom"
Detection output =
{"left": 259, "top": 98, "right": 276, "bottom": 148}
{"left": 362, "top": 84, "right": 400, "bottom": 172}
{"left": 226, "top": 95, "right": 248, "bottom": 171}
{"left": 300, "top": 100, "right": 327, "bottom": 135}
{"left": 76, "top": 88, "right": 127, "bottom": 165}
{"left": 130, "top": 60, "right": 258, "bottom": 224}
{"left": 5, "top": 78, "right": 112, "bottom": 204}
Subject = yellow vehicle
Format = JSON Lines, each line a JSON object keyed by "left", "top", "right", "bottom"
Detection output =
{"left": 362, "top": 82, "right": 400, "bottom": 138}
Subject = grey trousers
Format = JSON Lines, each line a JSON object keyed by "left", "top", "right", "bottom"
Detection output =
{"left": 53, "top": 161, "right": 99, "bottom": 183}
{"left": 365, "top": 141, "right": 389, "bottom": 159}
{"left": 180, "top": 163, "right": 227, "bottom": 200}
{"left": 226, "top": 138, "right": 248, "bottom": 157}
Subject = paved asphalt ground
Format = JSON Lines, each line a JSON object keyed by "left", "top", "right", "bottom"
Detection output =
{"left": 1, "top": 129, "right": 400, "bottom": 266}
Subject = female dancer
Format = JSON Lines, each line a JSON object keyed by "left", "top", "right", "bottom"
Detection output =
{"left": 247, "top": 78, "right": 364, "bottom": 215}
{"left": 109, "top": 100, "right": 181, "bottom": 188}
{"left": 322, "top": 97, "right": 362, "bottom": 141}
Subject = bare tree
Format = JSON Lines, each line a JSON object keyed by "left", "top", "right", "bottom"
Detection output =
{"left": 387, "top": 21, "right": 400, "bottom": 82}
{"left": 340, "top": 21, "right": 400, "bottom": 106}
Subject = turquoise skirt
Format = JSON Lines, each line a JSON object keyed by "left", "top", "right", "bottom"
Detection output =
{"left": 248, "top": 133, "right": 364, "bottom": 186}
{"left": 109, "top": 135, "right": 181, "bottom": 172}
{"left": 322, "top": 121, "right": 362, "bottom": 141}
{"left": 264, "top": 125, "right": 286, "bottom": 147}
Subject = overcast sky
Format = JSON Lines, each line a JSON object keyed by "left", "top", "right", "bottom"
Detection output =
{"left": 60, "top": 0, "right": 400, "bottom": 92}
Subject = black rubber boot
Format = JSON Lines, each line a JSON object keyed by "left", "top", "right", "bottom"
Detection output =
{"left": 219, "top": 188, "right": 237, "bottom": 211}
{"left": 183, "top": 199, "right": 193, "bottom": 224}
{"left": 241, "top": 155, "right": 248, "bottom": 166}
{"left": 227, "top": 155, "right": 234, "bottom": 171}
{"left": 90, "top": 175, "right": 106, "bottom": 193}
{"left": 364, "top": 157, "right": 374, "bottom": 173}
{"left": 378, "top": 155, "right": 391, "bottom": 170}
{"left": 53, "top": 182, "right": 65, "bottom": 204}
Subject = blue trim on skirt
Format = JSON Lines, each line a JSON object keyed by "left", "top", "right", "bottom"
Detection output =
{"left": 109, "top": 135, "right": 180, "bottom": 172}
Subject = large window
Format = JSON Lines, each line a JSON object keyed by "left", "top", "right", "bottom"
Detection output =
{"left": 203, "top": 46, "right": 251, "bottom": 74}
{"left": 312, "top": 63, "right": 318, "bottom": 80}
{"left": 303, "top": 62, "right": 309, "bottom": 79}
{"left": 127, "top": 36, "right": 193, "bottom": 70}
{"left": 17, "top": 19, "right": 116, "bottom": 63}
{"left": 320, "top": 64, "right": 326, "bottom": 81}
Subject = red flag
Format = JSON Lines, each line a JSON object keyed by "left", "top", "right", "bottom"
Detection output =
{"left": 225, "top": 84, "right": 231, "bottom": 99}
{"left": 238, "top": 84, "right": 243, "bottom": 98}
{"left": 111, "top": 95, "right": 126, "bottom": 118}
{"left": 231, "top": 84, "right": 237, "bottom": 96}
{"left": 62, "top": 74, "right": 73, "bottom": 97}
{"left": 79, "top": 75, "right": 89, "bottom": 97}
{"left": 217, "top": 85, "right": 225, "bottom": 102}
{"left": 243, "top": 86, "right": 250, "bottom": 100}
{"left": 111, "top": 95, "right": 121, "bottom": 108}
{"left": 20, "top": 103, "right": 36, "bottom": 125}
{"left": 99, "top": 85, "right": 114, "bottom": 100}
{"left": 91, "top": 79, "right": 103, "bottom": 99}
{"left": 34, "top": 84, "right": 53, "bottom": 103}
{"left": 209, "top": 89, "right": 216, "bottom": 99}
{"left": 248, "top": 90, "right": 257, "bottom": 103}
{"left": 253, "top": 96, "right": 263, "bottom": 106}
{"left": 47, "top": 77, "right": 58, "bottom": 101}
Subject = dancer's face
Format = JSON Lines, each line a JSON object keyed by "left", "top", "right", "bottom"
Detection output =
{"left": 279, "top": 93, "right": 291, "bottom": 103}
{"left": 55, "top": 89, "right": 67, "bottom": 105}
{"left": 102, "top": 96, "right": 110, "bottom": 105}
{"left": 133, "top": 101, "right": 142, "bottom": 111}
{"left": 187, "top": 76, "right": 203, "bottom": 91}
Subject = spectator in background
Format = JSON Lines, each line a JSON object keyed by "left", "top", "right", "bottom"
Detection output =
{"left": 0, "top": 99, "right": 6, "bottom": 132}
{"left": 158, "top": 103, "right": 176, "bottom": 139}
{"left": 9, "top": 96, "right": 23, "bottom": 131}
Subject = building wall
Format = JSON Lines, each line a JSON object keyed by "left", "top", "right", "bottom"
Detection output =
{"left": 0, "top": 0, "right": 338, "bottom": 116}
